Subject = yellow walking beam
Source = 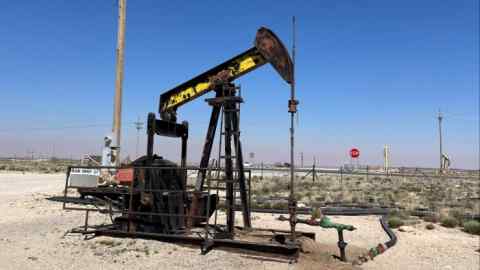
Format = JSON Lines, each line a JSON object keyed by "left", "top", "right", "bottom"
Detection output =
{"left": 159, "top": 27, "right": 293, "bottom": 121}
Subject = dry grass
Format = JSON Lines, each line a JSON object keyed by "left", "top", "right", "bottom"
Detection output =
{"left": 0, "top": 159, "right": 79, "bottom": 174}
{"left": 250, "top": 172, "right": 480, "bottom": 221}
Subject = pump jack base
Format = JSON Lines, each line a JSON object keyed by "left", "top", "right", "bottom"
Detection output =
{"left": 88, "top": 226, "right": 314, "bottom": 256}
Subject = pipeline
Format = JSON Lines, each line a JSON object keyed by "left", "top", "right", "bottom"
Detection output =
{"left": 352, "top": 215, "right": 397, "bottom": 266}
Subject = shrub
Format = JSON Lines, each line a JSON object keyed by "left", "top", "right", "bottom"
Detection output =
{"left": 389, "top": 210, "right": 410, "bottom": 220}
{"left": 260, "top": 186, "right": 270, "bottom": 195}
{"left": 449, "top": 209, "right": 465, "bottom": 226}
{"left": 425, "top": 223, "right": 435, "bottom": 230}
{"left": 463, "top": 220, "right": 480, "bottom": 235}
{"left": 423, "top": 214, "right": 439, "bottom": 223}
{"left": 440, "top": 216, "right": 458, "bottom": 228}
{"left": 388, "top": 217, "right": 404, "bottom": 229}
{"left": 351, "top": 196, "right": 359, "bottom": 204}
{"left": 271, "top": 201, "right": 288, "bottom": 210}
{"left": 262, "top": 202, "right": 272, "bottom": 209}
{"left": 311, "top": 208, "right": 322, "bottom": 219}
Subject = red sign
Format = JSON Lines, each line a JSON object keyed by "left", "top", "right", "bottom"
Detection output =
{"left": 350, "top": 148, "right": 360, "bottom": 158}
{"left": 116, "top": 168, "right": 134, "bottom": 184}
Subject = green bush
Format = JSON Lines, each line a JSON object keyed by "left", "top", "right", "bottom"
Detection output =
{"left": 440, "top": 216, "right": 458, "bottom": 228}
{"left": 389, "top": 210, "right": 410, "bottom": 220}
{"left": 311, "top": 208, "right": 322, "bottom": 219}
{"left": 388, "top": 217, "right": 404, "bottom": 229}
{"left": 463, "top": 220, "right": 480, "bottom": 235}
{"left": 260, "top": 186, "right": 270, "bottom": 194}
{"left": 423, "top": 215, "right": 439, "bottom": 223}
{"left": 262, "top": 202, "right": 272, "bottom": 209}
{"left": 449, "top": 209, "right": 465, "bottom": 226}
{"left": 271, "top": 201, "right": 288, "bottom": 210}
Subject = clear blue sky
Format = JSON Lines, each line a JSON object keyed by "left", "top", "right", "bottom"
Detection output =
{"left": 0, "top": 0, "right": 478, "bottom": 169}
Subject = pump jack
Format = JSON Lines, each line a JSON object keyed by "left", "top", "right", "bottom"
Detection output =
{"left": 66, "top": 27, "right": 306, "bottom": 255}
{"left": 64, "top": 26, "right": 397, "bottom": 260}
{"left": 144, "top": 27, "right": 293, "bottom": 235}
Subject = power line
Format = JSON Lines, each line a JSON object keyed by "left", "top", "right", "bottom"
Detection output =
{"left": 0, "top": 120, "right": 142, "bottom": 133}
{"left": 0, "top": 123, "right": 110, "bottom": 133}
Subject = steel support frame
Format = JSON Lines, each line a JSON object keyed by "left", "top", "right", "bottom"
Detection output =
{"left": 195, "top": 84, "right": 251, "bottom": 232}
{"left": 147, "top": 113, "right": 188, "bottom": 168}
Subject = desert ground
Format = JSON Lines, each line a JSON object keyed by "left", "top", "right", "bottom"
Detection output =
{"left": 0, "top": 172, "right": 478, "bottom": 270}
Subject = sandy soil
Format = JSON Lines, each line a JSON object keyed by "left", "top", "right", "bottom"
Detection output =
{"left": 0, "top": 172, "right": 478, "bottom": 270}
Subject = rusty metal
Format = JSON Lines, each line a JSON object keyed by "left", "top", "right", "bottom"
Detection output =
{"left": 94, "top": 229, "right": 300, "bottom": 255}
{"left": 63, "top": 165, "right": 308, "bottom": 256}
{"left": 255, "top": 27, "right": 293, "bottom": 84}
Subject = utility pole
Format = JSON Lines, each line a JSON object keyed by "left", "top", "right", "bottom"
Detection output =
{"left": 134, "top": 117, "right": 144, "bottom": 158}
{"left": 288, "top": 16, "right": 299, "bottom": 242}
{"left": 51, "top": 143, "right": 56, "bottom": 160}
{"left": 27, "top": 149, "right": 34, "bottom": 160}
{"left": 383, "top": 145, "right": 390, "bottom": 174}
{"left": 300, "top": 152, "right": 304, "bottom": 168}
{"left": 112, "top": 0, "right": 127, "bottom": 166}
{"left": 312, "top": 155, "right": 317, "bottom": 182}
{"left": 438, "top": 109, "right": 443, "bottom": 174}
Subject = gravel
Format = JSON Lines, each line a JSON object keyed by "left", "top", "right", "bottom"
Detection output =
{"left": 0, "top": 173, "right": 478, "bottom": 270}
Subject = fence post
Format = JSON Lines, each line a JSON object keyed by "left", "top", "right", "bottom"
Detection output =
{"left": 312, "top": 161, "right": 316, "bottom": 183}
{"left": 340, "top": 167, "right": 343, "bottom": 188}
{"left": 260, "top": 161, "right": 264, "bottom": 180}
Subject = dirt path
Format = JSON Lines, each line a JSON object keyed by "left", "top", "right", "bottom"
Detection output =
{"left": 0, "top": 173, "right": 478, "bottom": 269}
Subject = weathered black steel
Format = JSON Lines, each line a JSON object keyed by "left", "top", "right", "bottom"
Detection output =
{"left": 246, "top": 207, "right": 391, "bottom": 216}
{"left": 62, "top": 164, "right": 309, "bottom": 256}
{"left": 147, "top": 112, "right": 188, "bottom": 163}
{"left": 94, "top": 229, "right": 300, "bottom": 255}
{"left": 380, "top": 215, "right": 397, "bottom": 248}
{"left": 337, "top": 229, "right": 347, "bottom": 261}
{"left": 147, "top": 113, "right": 156, "bottom": 158}
{"left": 194, "top": 84, "right": 251, "bottom": 231}
{"left": 223, "top": 94, "right": 236, "bottom": 234}
{"left": 229, "top": 102, "right": 251, "bottom": 229}
{"left": 195, "top": 95, "right": 222, "bottom": 191}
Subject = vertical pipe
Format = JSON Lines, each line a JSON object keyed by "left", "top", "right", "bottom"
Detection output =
{"left": 313, "top": 156, "right": 316, "bottom": 182}
{"left": 288, "top": 15, "right": 297, "bottom": 241}
{"left": 300, "top": 152, "right": 304, "bottom": 168}
{"left": 181, "top": 122, "right": 188, "bottom": 191}
{"left": 385, "top": 146, "right": 388, "bottom": 174}
{"left": 146, "top": 113, "right": 155, "bottom": 159}
{"left": 134, "top": 117, "right": 143, "bottom": 158}
{"left": 438, "top": 110, "right": 443, "bottom": 174}
{"left": 224, "top": 104, "right": 235, "bottom": 235}
{"left": 180, "top": 121, "right": 188, "bottom": 169}
{"left": 112, "top": 0, "right": 127, "bottom": 165}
